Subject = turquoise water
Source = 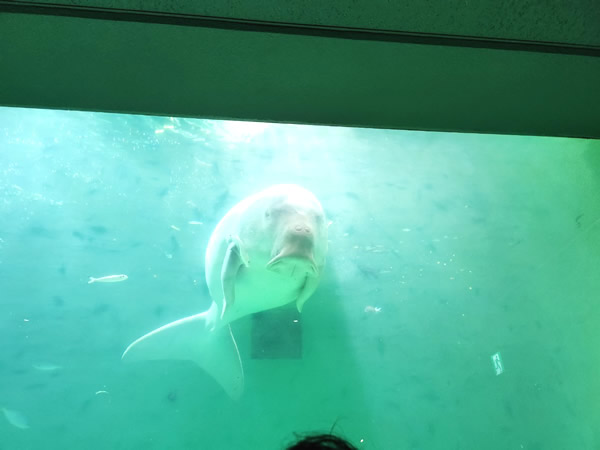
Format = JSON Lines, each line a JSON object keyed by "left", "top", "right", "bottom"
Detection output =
{"left": 1, "top": 106, "right": 599, "bottom": 449}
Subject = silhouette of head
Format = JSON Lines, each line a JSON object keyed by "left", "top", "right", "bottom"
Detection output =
{"left": 286, "top": 433, "right": 358, "bottom": 450}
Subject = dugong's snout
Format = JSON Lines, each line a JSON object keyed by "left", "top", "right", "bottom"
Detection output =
{"left": 266, "top": 222, "right": 318, "bottom": 277}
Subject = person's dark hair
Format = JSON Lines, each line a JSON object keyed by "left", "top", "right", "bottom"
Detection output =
{"left": 286, "top": 433, "right": 358, "bottom": 450}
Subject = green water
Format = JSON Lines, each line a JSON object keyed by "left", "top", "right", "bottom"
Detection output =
{"left": 1, "top": 106, "right": 599, "bottom": 449}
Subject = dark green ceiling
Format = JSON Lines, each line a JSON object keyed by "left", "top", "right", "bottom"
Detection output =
{"left": 1, "top": 1, "right": 599, "bottom": 138}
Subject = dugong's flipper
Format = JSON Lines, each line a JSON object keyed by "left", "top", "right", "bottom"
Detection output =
{"left": 220, "top": 236, "right": 249, "bottom": 319}
{"left": 122, "top": 306, "right": 244, "bottom": 399}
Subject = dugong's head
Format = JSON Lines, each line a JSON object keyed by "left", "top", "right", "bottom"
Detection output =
{"left": 246, "top": 185, "right": 327, "bottom": 279}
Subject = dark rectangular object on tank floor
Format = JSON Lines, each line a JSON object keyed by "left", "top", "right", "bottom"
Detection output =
{"left": 251, "top": 306, "right": 302, "bottom": 359}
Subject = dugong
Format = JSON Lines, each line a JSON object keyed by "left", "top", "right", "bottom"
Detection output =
{"left": 122, "top": 184, "right": 328, "bottom": 398}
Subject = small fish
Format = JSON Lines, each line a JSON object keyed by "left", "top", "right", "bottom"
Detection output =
{"left": 364, "top": 305, "right": 382, "bottom": 314}
{"left": 95, "top": 390, "right": 109, "bottom": 395}
{"left": 1, "top": 407, "right": 30, "bottom": 429}
{"left": 170, "top": 225, "right": 180, "bottom": 232}
{"left": 88, "top": 274, "right": 128, "bottom": 284}
{"left": 194, "top": 158, "right": 212, "bottom": 167}
{"left": 188, "top": 220, "right": 203, "bottom": 225}
{"left": 32, "top": 363, "right": 62, "bottom": 372}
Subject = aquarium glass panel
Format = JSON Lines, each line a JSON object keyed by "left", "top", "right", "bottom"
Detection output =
{"left": 1, "top": 106, "right": 599, "bottom": 449}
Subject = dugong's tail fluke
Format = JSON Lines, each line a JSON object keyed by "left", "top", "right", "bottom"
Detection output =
{"left": 121, "top": 306, "right": 244, "bottom": 399}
